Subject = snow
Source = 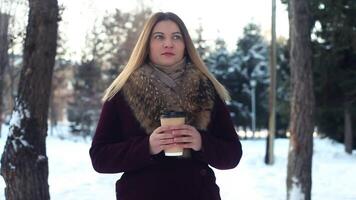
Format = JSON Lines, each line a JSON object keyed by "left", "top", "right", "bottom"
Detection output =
{"left": 7, "top": 101, "right": 32, "bottom": 152}
{"left": 37, "top": 155, "right": 47, "bottom": 162}
{"left": 11, "top": 134, "right": 32, "bottom": 152}
{"left": 8, "top": 101, "right": 30, "bottom": 132}
{"left": 289, "top": 177, "right": 304, "bottom": 200}
{"left": 0, "top": 123, "right": 356, "bottom": 200}
{"left": 8, "top": 110, "right": 22, "bottom": 129}
{"left": 7, "top": 105, "right": 32, "bottom": 152}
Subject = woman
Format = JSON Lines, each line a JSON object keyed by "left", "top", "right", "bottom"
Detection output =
{"left": 90, "top": 12, "right": 242, "bottom": 200}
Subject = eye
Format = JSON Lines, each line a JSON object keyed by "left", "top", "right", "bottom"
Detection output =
{"left": 172, "top": 34, "right": 182, "bottom": 40}
{"left": 154, "top": 34, "right": 164, "bottom": 40}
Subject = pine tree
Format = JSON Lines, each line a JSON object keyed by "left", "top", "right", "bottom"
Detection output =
{"left": 275, "top": 38, "right": 290, "bottom": 137}
{"left": 208, "top": 38, "right": 230, "bottom": 77}
{"left": 67, "top": 60, "right": 102, "bottom": 137}
{"left": 311, "top": 0, "right": 356, "bottom": 151}
{"left": 233, "top": 23, "right": 270, "bottom": 131}
{"left": 207, "top": 38, "right": 249, "bottom": 127}
{"left": 193, "top": 23, "right": 210, "bottom": 62}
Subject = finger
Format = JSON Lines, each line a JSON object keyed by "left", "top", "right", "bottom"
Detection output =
{"left": 172, "top": 129, "right": 193, "bottom": 137}
{"left": 175, "top": 124, "right": 196, "bottom": 131}
{"left": 157, "top": 133, "right": 174, "bottom": 140}
{"left": 174, "top": 136, "right": 193, "bottom": 143}
{"left": 168, "top": 124, "right": 191, "bottom": 130}
{"left": 160, "top": 138, "right": 175, "bottom": 145}
{"left": 153, "top": 126, "right": 174, "bottom": 134}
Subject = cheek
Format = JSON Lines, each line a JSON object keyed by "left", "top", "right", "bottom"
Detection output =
{"left": 149, "top": 42, "right": 155, "bottom": 52}
{"left": 149, "top": 39, "right": 160, "bottom": 49}
{"left": 149, "top": 43, "right": 159, "bottom": 58}
{"left": 178, "top": 44, "right": 185, "bottom": 56}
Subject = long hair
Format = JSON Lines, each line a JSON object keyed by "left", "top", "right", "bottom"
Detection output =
{"left": 103, "top": 12, "right": 230, "bottom": 101}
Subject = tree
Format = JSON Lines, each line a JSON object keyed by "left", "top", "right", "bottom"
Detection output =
{"left": 286, "top": 0, "right": 315, "bottom": 199}
{"left": 49, "top": 9, "right": 73, "bottom": 134}
{"left": 67, "top": 59, "right": 102, "bottom": 137}
{"left": 0, "top": 0, "right": 58, "bottom": 199}
{"left": 193, "top": 23, "right": 210, "bottom": 62}
{"left": 49, "top": 59, "right": 73, "bottom": 135}
{"left": 0, "top": 12, "right": 10, "bottom": 137}
{"left": 275, "top": 38, "right": 290, "bottom": 137}
{"left": 311, "top": 0, "right": 356, "bottom": 152}
{"left": 66, "top": 23, "right": 105, "bottom": 137}
{"left": 0, "top": 0, "right": 28, "bottom": 137}
{"left": 207, "top": 37, "right": 230, "bottom": 78}
{"left": 66, "top": 8, "right": 153, "bottom": 138}
{"left": 206, "top": 24, "right": 272, "bottom": 133}
{"left": 99, "top": 8, "right": 152, "bottom": 85}
{"left": 235, "top": 23, "right": 270, "bottom": 132}
{"left": 207, "top": 37, "right": 250, "bottom": 128}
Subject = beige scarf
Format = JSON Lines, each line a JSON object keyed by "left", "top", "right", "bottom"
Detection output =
{"left": 148, "top": 59, "right": 188, "bottom": 112}
{"left": 122, "top": 59, "right": 216, "bottom": 134}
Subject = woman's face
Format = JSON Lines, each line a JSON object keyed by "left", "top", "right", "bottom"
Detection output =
{"left": 149, "top": 20, "right": 185, "bottom": 66}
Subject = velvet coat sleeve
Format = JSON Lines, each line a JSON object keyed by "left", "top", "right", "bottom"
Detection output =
{"left": 89, "top": 94, "right": 155, "bottom": 174}
{"left": 193, "top": 96, "right": 243, "bottom": 170}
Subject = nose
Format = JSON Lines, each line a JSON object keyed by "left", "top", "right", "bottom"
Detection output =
{"left": 163, "top": 39, "right": 173, "bottom": 48}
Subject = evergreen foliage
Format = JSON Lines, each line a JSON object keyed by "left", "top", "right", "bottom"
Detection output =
{"left": 67, "top": 60, "right": 103, "bottom": 137}
{"left": 234, "top": 23, "right": 270, "bottom": 130}
{"left": 310, "top": 0, "right": 356, "bottom": 147}
{"left": 203, "top": 23, "right": 290, "bottom": 134}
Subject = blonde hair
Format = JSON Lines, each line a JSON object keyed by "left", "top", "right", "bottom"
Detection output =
{"left": 103, "top": 12, "right": 230, "bottom": 101}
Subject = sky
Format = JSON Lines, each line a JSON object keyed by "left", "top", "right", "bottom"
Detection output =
{"left": 58, "top": 0, "right": 289, "bottom": 61}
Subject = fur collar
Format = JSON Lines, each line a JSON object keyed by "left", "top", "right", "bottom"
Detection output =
{"left": 121, "top": 63, "right": 216, "bottom": 134}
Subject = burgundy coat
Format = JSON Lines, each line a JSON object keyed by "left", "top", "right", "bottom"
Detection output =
{"left": 89, "top": 92, "right": 242, "bottom": 200}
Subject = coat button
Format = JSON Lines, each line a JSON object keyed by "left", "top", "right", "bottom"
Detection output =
{"left": 200, "top": 169, "right": 207, "bottom": 176}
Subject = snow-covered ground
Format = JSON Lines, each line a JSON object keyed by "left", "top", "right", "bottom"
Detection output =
{"left": 0, "top": 124, "right": 355, "bottom": 200}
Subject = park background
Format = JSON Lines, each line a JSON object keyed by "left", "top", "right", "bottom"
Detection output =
{"left": 0, "top": 0, "right": 355, "bottom": 199}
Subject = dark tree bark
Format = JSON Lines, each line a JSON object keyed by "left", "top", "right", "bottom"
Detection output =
{"left": 344, "top": 102, "right": 353, "bottom": 154}
{"left": 0, "top": 0, "right": 59, "bottom": 199}
{"left": 0, "top": 13, "right": 10, "bottom": 138}
{"left": 286, "top": 0, "right": 315, "bottom": 199}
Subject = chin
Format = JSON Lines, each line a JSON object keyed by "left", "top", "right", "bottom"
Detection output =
{"left": 159, "top": 61, "right": 178, "bottom": 66}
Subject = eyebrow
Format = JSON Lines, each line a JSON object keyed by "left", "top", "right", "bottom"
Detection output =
{"left": 152, "top": 31, "right": 182, "bottom": 35}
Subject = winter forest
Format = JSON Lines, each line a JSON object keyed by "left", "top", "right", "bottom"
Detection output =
{"left": 0, "top": 0, "right": 355, "bottom": 199}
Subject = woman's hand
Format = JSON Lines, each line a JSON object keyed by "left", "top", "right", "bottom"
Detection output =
{"left": 149, "top": 126, "right": 175, "bottom": 155}
{"left": 149, "top": 125, "right": 203, "bottom": 154}
{"left": 170, "top": 125, "right": 202, "bottom": 151}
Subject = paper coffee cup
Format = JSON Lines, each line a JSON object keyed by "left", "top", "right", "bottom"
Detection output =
{"left": 160, "top": 111, "right": 185, "bottom": 156}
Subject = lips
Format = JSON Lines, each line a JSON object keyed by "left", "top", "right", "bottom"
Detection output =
{"left": 161, "top": 52, "right": 175, "bottom": 56}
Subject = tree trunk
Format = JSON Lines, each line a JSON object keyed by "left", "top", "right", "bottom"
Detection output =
{"left": 265, "top": 0, "right": 277, "bottom": 165}
{"left": 0, "top": 0, "right": 58, "bottom": 199}
{"left": 49, "top": 90, "right": 55, "bottom": 136}
{"left": 0, "top": 13, "right": 11, "bottom": 138}
{"left": 286, "top": 0, "right": 315, "bottom": 200}
{"left": 344, "top": 102, "right": 353, "bottom": 154}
